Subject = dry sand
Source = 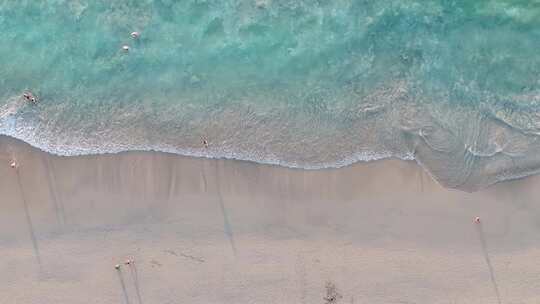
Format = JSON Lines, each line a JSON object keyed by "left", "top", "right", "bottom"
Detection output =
{"left": 1, "top": 135, "right": 539, "bottom": 304}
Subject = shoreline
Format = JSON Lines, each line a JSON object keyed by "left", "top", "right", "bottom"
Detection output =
{"left": 0, "top": 131, "right": 410, "bottom": 169}
{"left": 0, "top": 133, "right": 528, "bottom": 192}
{"left": 1, "top": 135, "right": 540, "bottom": 303}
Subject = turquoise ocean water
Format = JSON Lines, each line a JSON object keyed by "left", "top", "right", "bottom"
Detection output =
{"left": 2, "top": 0, "right": 540, "bottom": 189}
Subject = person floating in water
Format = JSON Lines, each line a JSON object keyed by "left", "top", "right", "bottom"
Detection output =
{"left": 23, "top": 92, "right": 37, "bottom": 104}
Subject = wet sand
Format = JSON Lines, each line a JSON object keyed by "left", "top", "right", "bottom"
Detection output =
{"left": 1, "top": 135, "right": 539, "bottom": 304}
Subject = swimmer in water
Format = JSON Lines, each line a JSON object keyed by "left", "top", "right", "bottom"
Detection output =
{"left": 23, "top": 92, "right": 37, "bottom": 104}
{"left": 202, "top": 138, "right": 209, "bottom": 148}
{"left": 131, "top": 31, "right": 140, "bottom": 39}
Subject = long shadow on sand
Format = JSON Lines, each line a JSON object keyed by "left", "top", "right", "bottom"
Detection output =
{"left": 203, "top": 161, "right": 237, "bottom": 257}
{"left": 41, "top": 155, "right": 66, "bottom": 227}
{"left": 15, "top": 169, "right": 42, "bottom": 268}
{"left": 128, "top": 262, "right": 144, "bottom": 304}
{"left": 116, "top": 268, "right": 131, "bottom": 304}
{"left": 475, "top": 221, "right": 502, "bottom": 304}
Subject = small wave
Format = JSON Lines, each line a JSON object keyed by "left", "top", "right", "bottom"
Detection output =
{"left": 4, "top": 84, "right": 540, "bottom": 193}
{"left": 0, "top": 128, "right": 409, "bottom": 171}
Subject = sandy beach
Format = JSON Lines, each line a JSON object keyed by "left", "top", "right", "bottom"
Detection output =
{"left": 1, "top": 135, "right": 539, "bottom": 304}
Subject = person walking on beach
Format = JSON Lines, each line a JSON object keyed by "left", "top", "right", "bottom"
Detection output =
{"left": 0, "top": 154, "right": 18, "bottom": 170}
{"left": 10, "top": 159, "right": 18, "bottom": 170}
